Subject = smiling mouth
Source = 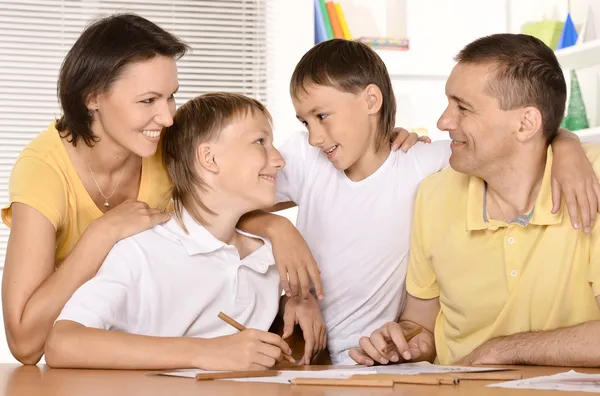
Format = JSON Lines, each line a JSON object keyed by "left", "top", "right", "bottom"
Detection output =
{"left": 142, "top": 129, "right": 161, "bottom": 139}
{"left": 259, "top": 174, "right": 276, "bottom": 183}
{"left": 324, "top": 145, "right": 338, "bottom": 154}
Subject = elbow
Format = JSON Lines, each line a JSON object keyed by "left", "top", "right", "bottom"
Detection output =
{"left": 44, "top": 327, "right": 67, "bottom": 368}
{"left": 8, "top": 339, "right": 43, "bottom": 365}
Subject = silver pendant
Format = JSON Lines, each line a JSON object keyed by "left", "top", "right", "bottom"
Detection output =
{"left": 104, "top": 201, "right": 110, "bottom": 207}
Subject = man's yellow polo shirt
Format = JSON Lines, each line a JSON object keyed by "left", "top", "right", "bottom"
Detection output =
{"left": 406, "top": 145, "right": 600, "bottom": 365}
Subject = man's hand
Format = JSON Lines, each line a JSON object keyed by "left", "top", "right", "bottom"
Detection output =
{"left": 282, "top": 296, "right": 326, "bottom": 365}
{"left": 391, "top": 127, "right": 431, "bottom": 151}
{"left": 456, "top": 337, "right": 510, "bottom": 366}
{"left": 349, "top": 321, "right": 435, "bottom": 366}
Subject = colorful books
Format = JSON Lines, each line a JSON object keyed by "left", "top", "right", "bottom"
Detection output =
{"left": 314, "top": 0, "right": 351, "bottom": 43}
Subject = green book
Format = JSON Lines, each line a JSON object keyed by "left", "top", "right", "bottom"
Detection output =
{"left": 319, "top": 0, "right": 334, "bottom": 40}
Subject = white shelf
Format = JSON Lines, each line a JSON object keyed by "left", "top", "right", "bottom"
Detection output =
{"left": 376, "top": 49, "right": 454, "bottom": 79}
{"left": 576, "top": 127, "right": 600, "bottom": 144}
{"left": 555, "top": 39, "right": 600, "bottom": 70}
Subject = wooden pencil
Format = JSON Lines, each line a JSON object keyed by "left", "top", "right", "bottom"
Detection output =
{"left": 447, "top": 371, "right": 522, "bottom": 381}
{"left": 217, "top": 311, "right": 296, "bottom": 364}
{"left": 291, "top": 378, "right": 394, "bottom": 387}
{"left": 381, "top": 327, "right": 423, "bottom": 353}
{"left": 351, "top": 374, "right": 458, "bottom": 385}
{"left": 196, "top": 370, "right": 280, "bottom": 381}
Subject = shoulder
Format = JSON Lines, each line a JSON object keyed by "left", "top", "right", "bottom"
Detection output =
{"left": 418, "top": 166, "right": 469, "bottom": 202}
{"left": 582, "top": 143, "right": 600, "bottom": 177}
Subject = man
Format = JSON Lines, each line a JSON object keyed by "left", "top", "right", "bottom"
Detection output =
{"left": 349, "top": 33, "right": 600, "bottom": 367}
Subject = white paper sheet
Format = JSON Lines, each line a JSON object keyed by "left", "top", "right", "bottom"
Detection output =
{"left": 373, "top": 361, "right": 509, "bottom": 375}
{"left": 156, "top": 362, "right": 506, "bottom": 383}
{"left": 488, "top": 370, "right": 600, "bottom": 393}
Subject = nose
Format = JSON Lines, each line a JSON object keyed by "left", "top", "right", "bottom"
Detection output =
{"left": 270, "top": 146, "right": 286, "bottom": 170}
{"left": 307, "top": 124, "right": 325, "bottom": 148}
{"left": 437, "top": 105, "right": 456, "bottom": 133}
{"left": 156, "top": 99, "right": 175, "bottom": 128}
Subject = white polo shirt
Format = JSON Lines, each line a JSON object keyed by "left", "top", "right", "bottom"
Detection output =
{"left": 57, "top": 209, "right": 281, "bottom": 338}
{"left": 276, "top": 132, "right": 450, "bottom": 364}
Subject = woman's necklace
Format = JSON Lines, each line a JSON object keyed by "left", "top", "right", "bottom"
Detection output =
{"left": 84, "top": 150, "right": 129, "bottom": 208}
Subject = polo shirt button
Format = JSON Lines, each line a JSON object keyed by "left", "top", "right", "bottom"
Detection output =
{"left": 510, "top": 270, "right": 518, "bottom": 277}
{"left": 507, "top": 237, "right": 515, "bottom": 245}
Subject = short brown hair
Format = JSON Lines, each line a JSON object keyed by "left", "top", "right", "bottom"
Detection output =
{"left": 161, "top": 92, "right": 272, "bottom": 230}
{"left": 455, "top": 33, "right": 566, "bottom": 144}
{"left": 56, "top": 13, "right": 189, "bottom": 147}
{"left": 290, "top": 39, "right": 396, "bottom": 150}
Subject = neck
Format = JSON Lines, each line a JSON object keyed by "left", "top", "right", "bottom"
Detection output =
{"left": 483, "top": 145, "right": 547, "bottom": 220}
{"left": 82, "top": 122, "right": 137, "bottom": 175}
{"left": 345, "top": 128, "right": 391, "bottom": 181}
{"left": 189, "top": 192, "right": 244, "bottom": 246}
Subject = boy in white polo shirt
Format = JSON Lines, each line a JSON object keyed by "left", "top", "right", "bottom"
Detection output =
{"left": 45, "top": 93, "right": 325, "bottom": 370}
{"left": 240, "top": 39, "right": 598, "bottom": 364}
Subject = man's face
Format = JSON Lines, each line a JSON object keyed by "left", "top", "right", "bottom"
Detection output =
{"left": 437, "top": 62, "right": 522, "bottom": 177}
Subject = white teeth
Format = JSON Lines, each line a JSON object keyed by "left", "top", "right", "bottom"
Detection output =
{"left": 326, "top": 145, "right": 338, "bottom": 154}
{"left": 142, "top": 130, "right": 161, "bottom": 138}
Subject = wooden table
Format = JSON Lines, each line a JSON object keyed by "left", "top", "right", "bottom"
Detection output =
{"left": 1, "top": 364, "right": 599, "bottom": 395}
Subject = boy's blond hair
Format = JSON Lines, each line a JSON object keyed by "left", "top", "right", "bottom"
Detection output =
{"left": 161, "top": 92, "right": 272, "bottom": 230}
{"left": 290, "top": 39, "right": 396, "bottom": 151}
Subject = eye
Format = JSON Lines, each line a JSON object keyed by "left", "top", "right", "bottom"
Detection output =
{"left": 140, "top": 98, "right": 155, "bottom": 104}
{"left": 298, "top": 119, "right": 308, "bottom": 127}
{"left": 317, "top": 113, "right": 328, "bottom": 120}
{"left": 457, "top": 105, "right": 467, "bottom": 113}
{"left": 168, "top": 93, "right": 175, "bottom": 100}
{"left": 255, "top": 138, "right": 265, "bottom": 145}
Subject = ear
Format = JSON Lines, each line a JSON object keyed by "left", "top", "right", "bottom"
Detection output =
{"left": 85, "top": 92, "right": 100, "bottom": 112}
{"left": 364, "top": 84, "right": 383, "bottom": 115}
{"left": 197, "top": 144, "right": 219, "bottom": 173}
{"left": 515, "top": 107, "right": 543, "bottom": 142}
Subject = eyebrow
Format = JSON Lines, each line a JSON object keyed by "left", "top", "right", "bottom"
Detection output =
{"left": 448, "top": 95, "right": 474, "bottom": 109}
{"left": 138, "top": 86, "right": 180, "bottom": 97}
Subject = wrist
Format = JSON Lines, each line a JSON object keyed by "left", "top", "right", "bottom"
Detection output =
{"left": 182, "top": 337, "right": 213, "bottom": 369}
{"left": 264, "top": 215, "right": 292, "bottom": 240}
{"left": 89, "top": 216, "right": 120, "bottom": 245}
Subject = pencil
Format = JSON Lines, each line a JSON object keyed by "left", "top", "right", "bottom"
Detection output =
{"left": 381, "top": 327, "right": 423, "bottom": 353}
{"left": 217, "top": 311, "right": 296, "bottom": 364}
{"left": 196, "top": 370, "right": 280, "bottom": 381}
{"left": 291, "top": 378, "right": 394, "bottom": 387}
{"left": 351, "top": 374, "right": 458, "bottom": 385}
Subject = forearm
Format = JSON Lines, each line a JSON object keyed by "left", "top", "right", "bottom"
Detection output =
{"left": 238, "top": 210, "right": 291, "bottom": 239}
{"left": 45, "top": 322, "right": 200, "bottom": 370}
{"left": 6, "top": 221, "right": 116, "bottom": 363}
{"left": 491, "top": 321, "right": 600, "bottom": 367}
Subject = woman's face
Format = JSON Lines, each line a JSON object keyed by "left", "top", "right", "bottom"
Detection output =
{"left": 89, "top": 55, "right": 180, "bottom": 157}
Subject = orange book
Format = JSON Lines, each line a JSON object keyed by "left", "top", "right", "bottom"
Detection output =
{"left": 335, "top": 3, "right": 351, "bottom": 39}
{"left": 326, "top": 1, "right": 344, "bottom": 39}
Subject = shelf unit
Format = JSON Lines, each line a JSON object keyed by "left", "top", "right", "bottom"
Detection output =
{"left": 555, "top": 39, "right": 600, "bottom": 70}
{"left": 576, "top": 127, "right": 600, "bottom": 144}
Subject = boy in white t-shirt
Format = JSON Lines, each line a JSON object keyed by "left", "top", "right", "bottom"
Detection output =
{"left": 45, "top": 93, "right": 325, "bottom": 370}
{"left": 239, "top": 39, "right": 598, "bottom": 364}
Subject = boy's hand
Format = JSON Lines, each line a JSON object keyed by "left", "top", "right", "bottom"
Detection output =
{"left": 551, "top": 139, "right": 600, "bottom": 233}
{"left": 196, "top": 329, "right": 292, "bottom": 370}
{"left": 391, "top": 127, "right": 431, "bottom": 151}
{"left": 282, "top": 296, "right": 326, "bottom": 365}
{"left": 270, "top": 222, "right": 324, "bottom": 300}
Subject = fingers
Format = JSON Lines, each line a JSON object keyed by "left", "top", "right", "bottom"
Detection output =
{"left": 349, "top": 348, "right": 375, "bottom": 366}
{"left": 253, "top": 350, "right": 277, "bottom": 368}
{"left": 303, "top": 331, "right": 314, "bottom": 365}
{"left": 564, "top": 188, "right": 580, "bottom": 230}
{"left": 400, "top": 132, "right": 419, "bottom": 152}
{"left": 297, "top": 267, "right": 311, "bottom": 300}
{"left": 358, "top": 336, "right": 386, "bottom": 365}
{"left": 149, "top": 209, "right": 172, "bottom": 225}
{"left": 280, "top": 271, "right": 292, "bottom": 298}
{"left": 282, "top": 308, "right": 296, "bottom": 339}
{"left": 387, "top": 324, "right": 412, "bottom": 361}
{"left": 576, "top": 185, "right": 592, "bottom": 233}
{"left": 306, "top": 260, "right": 324, "bottom": 300}
{"left": 417, "top": 136, "right": 432, "bottom": 143}
{"left": 587, "top": 179, "right": 598, "bottom": 230}
{"left": 551, "top": 177, "right": 561, "bottom": 214}
{"left": 391, "top": 128, "right": 410, "bottom": 151}
{"left": 593, "top": 180, "right": 600, "bottom": 213}
{"left": 258, "top": 331, "right": 292, "bottom": 356}
{"left": 287, "top": 269, "right": 300, "bottom": 298}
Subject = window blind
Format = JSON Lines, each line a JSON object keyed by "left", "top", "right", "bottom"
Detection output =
{"left": 0, "top": 0, "right": 268, "bottom": 266}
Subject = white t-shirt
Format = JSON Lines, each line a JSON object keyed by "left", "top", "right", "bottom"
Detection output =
{"left": 276, "top": 132, "right": 450, "bottom": 364}
{"left": 57, "top": 209, "right": 281, "bottom": 338}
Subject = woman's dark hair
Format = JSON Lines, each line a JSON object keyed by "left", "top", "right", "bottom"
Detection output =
{"left": 55, "top": 13, "right": 189, "bottom": 146}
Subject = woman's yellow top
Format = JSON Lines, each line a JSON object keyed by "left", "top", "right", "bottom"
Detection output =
{"left": 1, "top": 122, "right": 172, "bottom": 266}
